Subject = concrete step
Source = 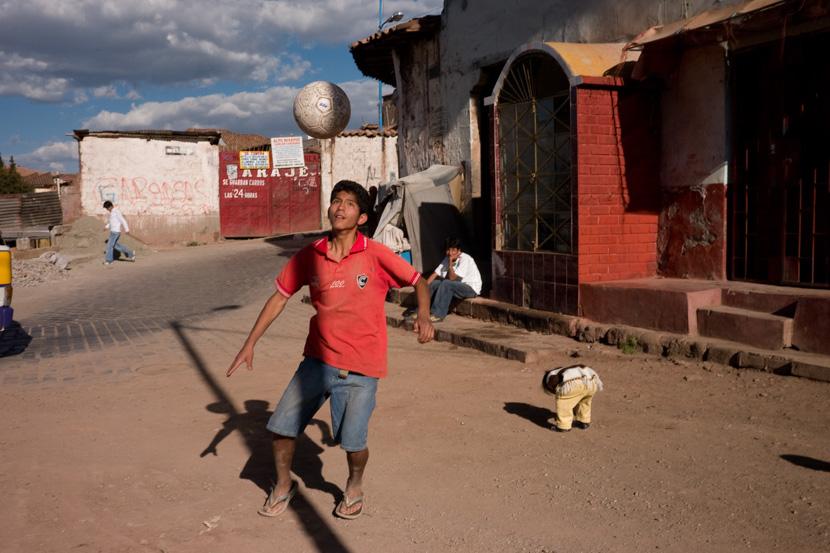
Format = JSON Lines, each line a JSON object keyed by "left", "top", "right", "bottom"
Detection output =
{"left": 697, "top": 305, "right": 793, "bottom": 350}
{"left": 384, "top": 301, "right": 572, "bottom": 364}
{"left": 722, "top": 288, "right": 799, "bottom": 317}
{"left": 383, "top": 298, "right": 830, "bottom": 382}
{"left": 580, "top": 279, "right": 722, "bottom": 335}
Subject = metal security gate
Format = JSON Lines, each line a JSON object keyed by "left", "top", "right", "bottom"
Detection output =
{"left": 219, "top": 152, "right": 321, "bottom": 238}
{"left": 497, "top": 54, "right": 574, "bottom": 253}
{"left": 730, "top": 31, "right": 830, "bottom": 287}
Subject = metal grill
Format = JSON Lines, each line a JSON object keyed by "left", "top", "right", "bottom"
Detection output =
{"left": 730, "top": 31, "right": 829, "bottom": 288}
{"left": 497, "top": 55, "right": 573, "bottom": 253}
{"left": 0, "top": 191, "right": 62, "bottom": 233}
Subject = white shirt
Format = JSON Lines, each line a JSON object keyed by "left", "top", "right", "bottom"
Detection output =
{"left": 433, "top": 252, "right": 482, "bottom": 295}
{"left": 106, "top": 208, "right": 130, "bottom": 233}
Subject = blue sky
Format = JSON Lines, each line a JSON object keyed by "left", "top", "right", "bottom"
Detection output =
{"left": 0, "top": 0, "right": 443, "bottom": 173}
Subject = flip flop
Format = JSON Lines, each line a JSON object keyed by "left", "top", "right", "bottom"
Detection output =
{"left": 258, "top": 480, "right": 298, "bottom": 517}
{"left": 335, "top": 494, "right": 365, "bottom": 520}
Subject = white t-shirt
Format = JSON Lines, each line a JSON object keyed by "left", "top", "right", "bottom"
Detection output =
{"left": 433, "top": 252, "right": 482, "bottom": 295}
{"left": 106, "top": 208, "right": 130, "bottom": 233}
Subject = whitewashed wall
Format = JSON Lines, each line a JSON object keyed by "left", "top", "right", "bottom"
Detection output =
{"left": 319, "top": 135, "right": 398, "bottom": 228}
{"left": 660, "top": 44, "right": 727, "bottom": 190}
{"left": 79, "top": 136, "right": 219, "bottom": 244}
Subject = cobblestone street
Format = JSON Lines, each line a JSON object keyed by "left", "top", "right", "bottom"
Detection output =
{"left": 1, "top": 237, "right": 307, "bottom": 382}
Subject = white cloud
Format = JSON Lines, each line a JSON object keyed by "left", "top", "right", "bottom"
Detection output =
{"left": 17, "top": 141, "right": 79, "bottom": 173}
{"left": 93, "top": 85, "right": 119, "bottom": 98}
{"left": 276, "top": 55, "right": 313, "bottom": 83}
{"left": 0, "top": 51, "right": 69, "bottom": 101}
{"left": 258, "top": 0, "right": 442, "bottom": 40}
{"left": 0, "top": 0, "right": 442, "bottom": 102}
{"left": 82, "top": 79, "right": 381, "bottom": 135}
{"left": 1, "top": 51, "right": 49, "bottom": 71}
{"left": 0, "top": 74, "right": 70, "bottom": 102}
{"left": 90, "top": 83, "right": 144, "bottom": 100}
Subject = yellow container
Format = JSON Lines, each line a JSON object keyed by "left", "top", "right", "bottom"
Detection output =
{"left": 0, "top": 246, "right": 11, "bottom": 286}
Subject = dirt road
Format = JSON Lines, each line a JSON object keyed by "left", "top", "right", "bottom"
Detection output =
{"left": 1, "top": 239, "right": 827, "bottom": 553}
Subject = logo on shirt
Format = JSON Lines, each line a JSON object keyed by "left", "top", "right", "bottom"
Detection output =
{"left": 356, "top": 274, "right": 368, "bottom": 289}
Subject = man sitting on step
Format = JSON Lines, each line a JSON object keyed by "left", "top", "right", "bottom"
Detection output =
{"left": 423, "top": 237, "right": 482, "bottom": 322}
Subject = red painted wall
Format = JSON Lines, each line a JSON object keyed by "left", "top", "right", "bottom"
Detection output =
{"left": 219, "top": 152, "right": 321, "bottom": 238}
{"left": 575, "top": 86, "right": 659, "bottom": 284}
{"left": 658, "top": 183, "right": 726, "bottom": 279}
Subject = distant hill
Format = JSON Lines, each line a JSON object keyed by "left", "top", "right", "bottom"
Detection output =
{"left": 13, "top": 165, "right": 40, "bottom": 177}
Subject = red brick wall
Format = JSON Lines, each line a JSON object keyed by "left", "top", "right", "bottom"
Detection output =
{"left": 576, "top": 86, "right": 658, "bottom": 284}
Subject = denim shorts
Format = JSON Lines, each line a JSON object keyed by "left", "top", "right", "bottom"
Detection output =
{"left": 266, "top": 357, "right": 378, "bottom": 452}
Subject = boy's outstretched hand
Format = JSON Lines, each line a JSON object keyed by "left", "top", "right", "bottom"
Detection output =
{"left": 227, "top": 344, "right": 255, "bottom": 377}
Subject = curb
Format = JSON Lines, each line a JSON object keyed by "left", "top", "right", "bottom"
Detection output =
{"left": 387, "top": 291, "right": 830, "bottom": 383}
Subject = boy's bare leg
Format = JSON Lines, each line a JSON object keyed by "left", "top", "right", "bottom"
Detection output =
{"left": 341, "top": 448, "right": 369, "bottom": 515}
{"left": 272, "top": 435, "right": 296, "bottom": 495}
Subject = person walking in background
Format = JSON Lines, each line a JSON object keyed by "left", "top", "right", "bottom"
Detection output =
{"left": 425, "top": 237, "right": 482, "bottom": 322}
{"left": 103, "top": 200, "right": 135, "bottom": 265}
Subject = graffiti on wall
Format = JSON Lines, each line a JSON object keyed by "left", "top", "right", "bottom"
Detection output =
{"left": 95, "top": 176, "right": 213, "bottom": 216}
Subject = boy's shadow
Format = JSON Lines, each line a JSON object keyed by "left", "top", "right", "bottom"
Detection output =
{"left": 201, "top": 400, "right": 341, "bottom": 503}
{"left": 503, "top": 401, "right": 555, "bottom": 429}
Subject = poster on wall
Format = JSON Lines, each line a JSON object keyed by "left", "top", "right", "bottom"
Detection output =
{"left": 271, "top": 136, "right": 305, "bottom": 169}
{"left": 239, "top": 151, "right": 270, "bottom": 170}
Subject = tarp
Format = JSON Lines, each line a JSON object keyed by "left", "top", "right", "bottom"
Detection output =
{"left": 373, "top": 164, "right": 466, "bottom": 274}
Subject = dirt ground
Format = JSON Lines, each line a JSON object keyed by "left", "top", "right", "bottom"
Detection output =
{"left": 1, "top": 241, "right": 828, "bottom": 553}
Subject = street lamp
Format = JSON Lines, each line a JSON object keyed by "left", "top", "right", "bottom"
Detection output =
{"left": 377, "top": 4, "right": 404, "bottom": 130}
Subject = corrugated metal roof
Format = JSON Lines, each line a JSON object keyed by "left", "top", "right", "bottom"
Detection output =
{"left": 20, "top": 191, "right": 62, "bottom": 228}
{"left": 0, "top": 191, "right": 62, "bottom": 231}
{"left": 0, "top": 196, "right": 21, "bottom": 230}
{"left": 627, "top": 0, "right": 786, "bottom": 48}
{"left": 350, "top": 15, "right": 441, "bottom": 85}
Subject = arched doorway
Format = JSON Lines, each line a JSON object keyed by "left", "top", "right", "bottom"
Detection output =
{"left": 488, "top": 47, "right": 579, "bottom": 312}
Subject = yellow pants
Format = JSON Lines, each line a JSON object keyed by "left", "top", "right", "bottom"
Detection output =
{"left": 554, "top": 380, "right": 598, "bottom": 430}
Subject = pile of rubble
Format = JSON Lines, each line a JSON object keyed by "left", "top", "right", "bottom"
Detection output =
{"left": 7, "top": 217, "right": 151, "bottom": 287}
{"left": 56, "top": 215, "right": 145, "bottom": 256}
{"left": 55, "top": 215, "right": 108, "bottom": 253}
{"left": 11, "top": 251, "right": 72, "bottom": 287}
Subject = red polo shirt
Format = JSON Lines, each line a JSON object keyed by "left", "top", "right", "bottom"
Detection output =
{"left": 275, "top": 233, "right": 420, "bottom": 378}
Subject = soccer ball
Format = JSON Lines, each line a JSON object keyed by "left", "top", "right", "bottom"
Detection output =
{"left": 293, "top": 81, "right": 351, "bottom": 139}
